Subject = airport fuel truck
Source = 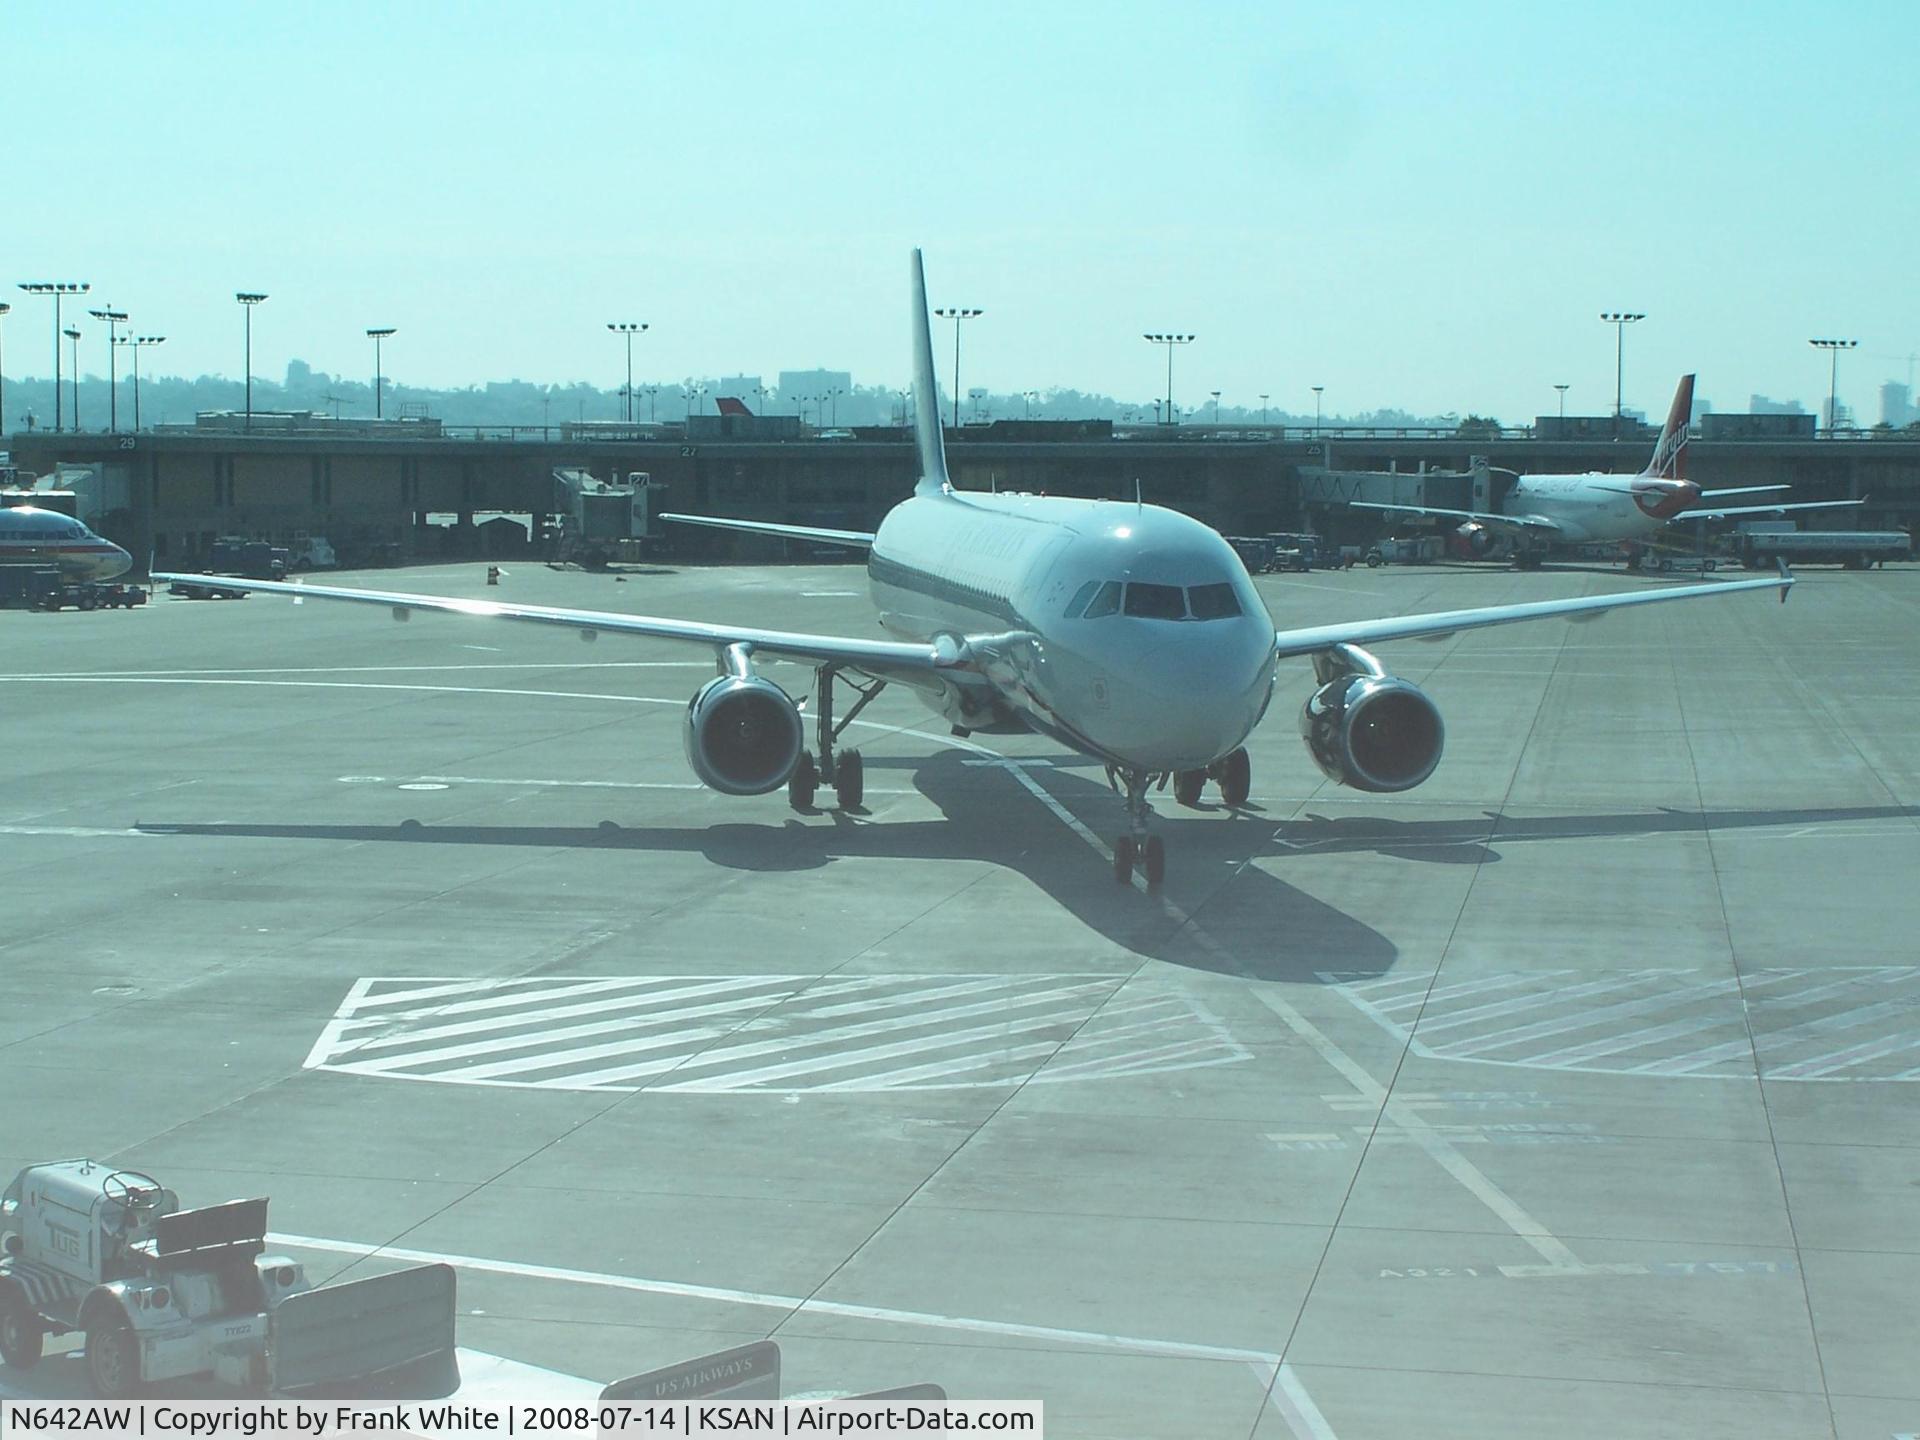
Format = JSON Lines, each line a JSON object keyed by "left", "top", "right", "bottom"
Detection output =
{"left": 0, "top": 1159, "right": 455, "bottom": 1397}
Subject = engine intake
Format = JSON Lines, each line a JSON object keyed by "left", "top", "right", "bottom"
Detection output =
{"left": 1300, "top": 654, "right": 1445, "bottom": 793}
{"left": 684, "top": 674, "right": 804, "bottom": 795}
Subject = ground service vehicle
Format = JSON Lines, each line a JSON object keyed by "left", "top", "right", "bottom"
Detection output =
{"left": 0, "top": 568, "right": 147, "bottom": 610}
{"left": 0, "top": 1159, "right": 456, "bottom": 1397}
{"left": 1738, "top": 530, "right": 1910, "bottom": 569}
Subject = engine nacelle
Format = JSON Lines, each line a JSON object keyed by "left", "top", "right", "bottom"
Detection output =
{"left": 684, "top": 674, "right": 804, "bottom": 795}
{"left": 1451, "top": 522, "right": 1497, "bottom": 558}
{"left": 1300, "top": 668, "right": 1445, "bottom": 793}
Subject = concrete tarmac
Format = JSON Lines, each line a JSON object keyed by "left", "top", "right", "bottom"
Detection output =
{"left": 2, "top": 558, "right": 1917, "bottom": 1438}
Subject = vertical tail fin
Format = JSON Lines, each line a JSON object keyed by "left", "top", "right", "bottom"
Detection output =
{"left": 910, "top": 249, "right": 951, "bottom": 496}
{"left": 1641, "top": 374, "right": 1695, "bottom": 480}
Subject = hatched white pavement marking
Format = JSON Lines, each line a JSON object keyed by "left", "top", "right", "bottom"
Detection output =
{"left": 306, "top": 975, "right": 1252, "bottom": 1094}
{"left": 1323, "top": 967, "right": 1920, "bottom": 1081}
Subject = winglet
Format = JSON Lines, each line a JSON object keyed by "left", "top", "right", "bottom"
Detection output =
{"left": 909, "top": 249, "right": 951, "bottom": 496}
{"left": 1777, "top": 555, "right": 1793, "bottom": 602}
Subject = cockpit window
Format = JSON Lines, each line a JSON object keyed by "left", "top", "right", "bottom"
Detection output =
{"left": 1123, "top": 583, "right": 1185, "bottom": 620}
{"left": 1064, "top": 580, "right": 1100, "bottom": 618}
{"left": 1188, "top": 582, "right": 1242, "bottom": 620}
{"left": 1083, "top": 581, "right": 1123, "bottom": 618}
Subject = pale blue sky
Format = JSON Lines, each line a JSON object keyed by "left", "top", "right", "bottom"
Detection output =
{"left": 8, "top": 0, "right": 1915, "bottom": 421}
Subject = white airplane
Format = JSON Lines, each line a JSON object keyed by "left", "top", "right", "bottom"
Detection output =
{"left": 156, "top": 252, "right": 1795, "bottom": 887}
{"left": 1348, "top": 374, "right": 1861, "bottom": 561}
{"left": 0, "top": 506, "right": 133, "bottom": 581}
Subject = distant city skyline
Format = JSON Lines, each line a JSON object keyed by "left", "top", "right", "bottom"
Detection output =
{"left": 5, "top": 0, "right": 1912, "bottom": 428}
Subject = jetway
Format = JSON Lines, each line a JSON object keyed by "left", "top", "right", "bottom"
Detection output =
{"left": 550, "top": 467, "right": 665, "bottom": 567}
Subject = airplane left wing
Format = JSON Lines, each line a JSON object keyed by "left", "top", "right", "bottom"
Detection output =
{"left": 659, "top": 513, "right": 876, "bottom": 547}
{"left": 149, "top": 574, "right": 964, "bottom": 679}
{"left": 1272, "top": 569, "right": 1791, "bottom": 660}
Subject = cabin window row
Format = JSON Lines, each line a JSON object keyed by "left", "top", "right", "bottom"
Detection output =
{"left": 1064, "top": 580, "right": 1243, "bottom": 621}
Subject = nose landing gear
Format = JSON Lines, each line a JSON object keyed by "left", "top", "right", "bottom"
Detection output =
{"left": 1110, "top": 768, "right": 1168, "bottom": 888}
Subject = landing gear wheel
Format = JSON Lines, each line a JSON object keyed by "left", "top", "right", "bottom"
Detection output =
{"left": 1142, "top": 835, "right": 1166, "bottom": 888}
{"left": 1173, "top": 769, "right": 1205, "bottom": 807}
{"left": 85, "top": 1315, "right": 140, "bottom": 1398}
{"left": 788, "top": 751, "right": 818, "bottom": 810}
{"left": 1113, "top": 834, "right": 1135, "bottom": 884}
{"left": 834, "top": 749, "right": 864, "bottom": 809}
{"left": 0, "top": 1291, "right": 44, "bottom": 1369}
{"left": 1218, "top": 748, "right": 1251, "bottom": 808}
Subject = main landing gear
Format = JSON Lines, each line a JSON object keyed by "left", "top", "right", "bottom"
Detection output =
{"left": 790, "top": 665, "right": 885, "bottom": 812}
{"left": 1172, "top": 747, "right": 1251, "bottom": 809}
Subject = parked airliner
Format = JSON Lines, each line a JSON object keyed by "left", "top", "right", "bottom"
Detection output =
{"left": 1349, "top": 374, "right": 1860, "bottom": 562}
{"left": 0, "top": 506, "right": 133, "bottom": 581}
{"left": 156, "top": 252, "right": 1794, "bottom": 886}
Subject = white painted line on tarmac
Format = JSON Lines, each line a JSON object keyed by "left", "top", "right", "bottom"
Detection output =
{"left": 266, "top": 1232, "right": 1285, "bottom": 1369}
{"left": 336, "top": 773, "right": 920, "bottom": 796}
{"left": 0, "top": 824, "right": 160, "bottom": 839}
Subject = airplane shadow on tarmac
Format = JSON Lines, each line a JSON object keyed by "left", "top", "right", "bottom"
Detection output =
{"left": 133, "top": 752, "right": 1920, "bottom": 984}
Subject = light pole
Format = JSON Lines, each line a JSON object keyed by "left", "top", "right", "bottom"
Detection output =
{"left": 115, "top": 335, "right": 164, "bottom": 431}
{"left": 0, "top": 302, "right": 8, "bottom": 436}
{"left": 235, "top": 292, "right": 267, "bottom": 429}
{"left": 1311, "top": 385, "right": 1324, "bottom": 435}
{"left": 1259, "top": 392, "right": 1269, "bottom": 425}
{"left": 89, "top": 306, "right": 128, "bottom": 430}
{"left": 607, "top": 322, "right": 647, "bottom": 423}
{"left": 1600, "top": 310, "right": 1645, "bottom": 434}
{"left": 825, "top": 386, "right": 844, "bottom": 425}
{"left": 643, "top": 386, "right": 659, "bottom": 422}
{"left": 366, "top": 327, "right": 396, "bottom": 419}
{"left": 1142, "top": 333, "right": 1194, "bottom": 426}
{"left": 63, "top": 328, "right": 82, "bottom": 430}
{"left": 1022, "top": 389, "right": 1038, "bottom": 419}
{"left": 1210, "top": 389, "right": 1221, "bottom": 424}
{"left": 1809, "top": 339, "right": 1858, "bottom": 436}
{"left": 1553, "top": 383, "right": 1569, "bottom": 421}
{"left": 18, "top": 282, "right": 89, "bottom": 431}
{"left": 684, "top": 382, "right": 705, "bottom": 420}
{"left": 933, "top": 306, "right": 983, "bottom": 429}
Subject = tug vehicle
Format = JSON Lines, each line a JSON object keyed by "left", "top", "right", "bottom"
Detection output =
{"left": 0, "top": 1159, "right": 455, "bottom": 1397}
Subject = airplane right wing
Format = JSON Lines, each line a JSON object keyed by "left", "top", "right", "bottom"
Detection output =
{"left": 659, "top": 513, "right": 876, "bottom": 548}
{"left": 1272, "top": 567, "right": 1791, "bottom": 659}
{"left": 1343, "top": 500, "right": 1563, "bottom": 536}
{"left": 149, "top": 573, "right": 962, "bottom": 683}
{"left": 1682, "top": 498, "right": 1866, "bottom": 522}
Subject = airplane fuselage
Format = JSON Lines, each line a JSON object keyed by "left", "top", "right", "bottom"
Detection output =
{"left": 868, "top": 488, "right": 1278, "bottom": 771}
{"left": 1502, "top": 472, "right": 1700, "bottom": 545}
{"left": 0, "top": 507, "right": 134, "bottom": 582}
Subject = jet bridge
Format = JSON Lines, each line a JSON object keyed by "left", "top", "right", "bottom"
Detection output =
{"left": 549, "top": 467, "right": 664, "bottom": 567}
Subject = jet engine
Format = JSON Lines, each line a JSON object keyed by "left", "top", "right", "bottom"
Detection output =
{"left": 1451, "top": 522, "right": 1497, "bottom": 558}
{"left": 684, "top": 671, "right": 804, "bottom": 795}
{"left": 1300, "top": 644, "right": 1445, "bottom": 793}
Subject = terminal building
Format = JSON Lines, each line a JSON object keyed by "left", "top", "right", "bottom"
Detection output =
{"left": 3, "top": 414, "right": 1914, "bottom": 570}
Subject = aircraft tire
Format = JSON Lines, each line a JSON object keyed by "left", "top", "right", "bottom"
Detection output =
{"left": 1143, "top": 835, "right": 1166, "bottom": 888}
{"left": 1174, "top": 770, "right": 1205, "bottom": 807}
{"left": 788, "top": 752, "right": 818, "bottom": 810}
{"left": 835, "top": 750, "right": 864, "bottom": 809}
{"left": 1219, "top": 748, "right": 1251, "bottom": 808}
{"left": 1113, "top": 835, "right": 1135, "bottom": 884}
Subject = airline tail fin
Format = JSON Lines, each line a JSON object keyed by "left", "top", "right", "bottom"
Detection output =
{"left": 909, "top": 249, "right": 951, "bottom": 496}
{"left": 1641, "top": 374, "right": 1695, "bottom": 481}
